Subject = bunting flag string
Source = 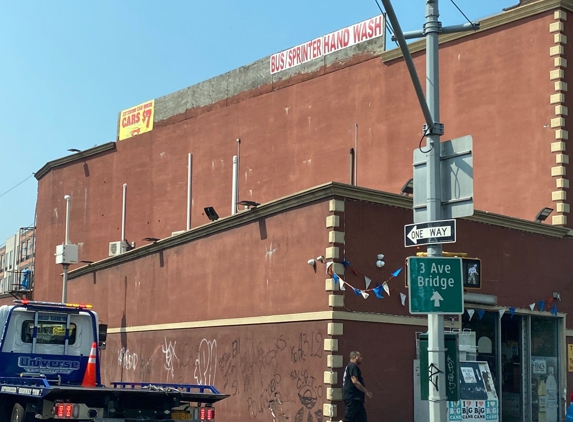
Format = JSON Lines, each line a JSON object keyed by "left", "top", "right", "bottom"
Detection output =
{"left": 330, "top": 264, "right": 404, "bottom": 298}
{"left": 328, "top": 263, "right": 406, "bottom": 304}
{"left": 327, "top": 257, "right": 560, "bottom": 317}
{"left": 464, "top": 295, "right": 560, "bottom": 320}
{"left": 373, "top": 285, "right": 384, "bottom": 299}
{"left": 364, "top": 276, "right": 371, "bottom": 290}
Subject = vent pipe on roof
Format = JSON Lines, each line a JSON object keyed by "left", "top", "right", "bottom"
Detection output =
{"left": 349, "top": 148, "right": 355, "bottom": 185}
{"left": 121, "top": 183, "right": 127, "bottom": 242}
{"left": 354, "top": 123, "right": 358, "bottom": 185}
{"left": 187, "top": 153, "right": 192, "bottom": 230}
{"left": 232, "top": 156, "right": 238, "bottom": 215}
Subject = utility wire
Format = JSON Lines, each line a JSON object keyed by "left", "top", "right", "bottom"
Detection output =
{"left": 374, "top": 0, "right": 399, "bottom": 48}
{"left": 0, "top": 174, "right": 35, "bottom": 199}
{"left": 450, "top": 0, "right": 473, "bottom": 25}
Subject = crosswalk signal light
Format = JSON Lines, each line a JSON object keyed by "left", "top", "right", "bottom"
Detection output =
{"left": 463, "top": 258, "right": 481, "bottom": 289}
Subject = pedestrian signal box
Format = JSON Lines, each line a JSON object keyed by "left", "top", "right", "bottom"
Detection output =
{"left": 462, "top": 258, "right": 481, "bottom": 289}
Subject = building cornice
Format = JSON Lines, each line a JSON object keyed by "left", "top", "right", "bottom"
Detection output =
{"left": 69, "top": 182, "right": 571, "bottom": 278}
{"left": 382, "top": 0, "right": 573, "bottom": 62}
{"left": 34, "top": 142, "right": 117, "bottom": 181}
{"left": 106, "top": 310, "right": 436, "bottom": 334}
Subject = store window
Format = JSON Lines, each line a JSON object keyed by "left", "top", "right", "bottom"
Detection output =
{"left": 462, "top": 310, "right": 499, "bottom": 393}
{"left": 531, "top": 316, "right": 559, "bottom": 422}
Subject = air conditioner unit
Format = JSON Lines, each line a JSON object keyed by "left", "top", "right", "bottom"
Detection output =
{"left": 109, "top": 241, "right": 126, "bottom": 257}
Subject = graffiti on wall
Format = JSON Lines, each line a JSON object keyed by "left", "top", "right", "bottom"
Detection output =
{"left": 111, "top": 329, "right": 324, "bottom": 421}
{"left": 216, "top": 331, "right": 324, "bottom": 420}
{"left": 194, "top": 339, "right": 217, "bottom": 385}
{"left": 162, "top": 337, "right": 179, "bottom": 379}
{"left": 117, "top": 347, "right": 139, "bottom": 370}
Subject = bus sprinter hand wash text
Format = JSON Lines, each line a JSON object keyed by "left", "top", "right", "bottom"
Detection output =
{"left": 270, "top": 15, "right": 384, "bottom": 74}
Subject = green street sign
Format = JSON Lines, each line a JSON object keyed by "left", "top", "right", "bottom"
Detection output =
{"left": 408, "top": 257, "right": 464, "bottom": 314}
{"left": 419, "top": 333, "right": 460, "bottom": 401}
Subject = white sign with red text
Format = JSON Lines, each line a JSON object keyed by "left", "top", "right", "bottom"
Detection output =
{"left": 270, "top": 15, "right": 385, "bottom": 74}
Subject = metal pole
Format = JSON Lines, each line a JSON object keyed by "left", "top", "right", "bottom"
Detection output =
{"left": 379, "top": 0, "right": 434, "bottom": 128}
{"left": 121, "top": 183, "right": 127, "bottom": 242}
{"left": 232, "top": 156, "right": 238, "bottom": 215}
{"left": 62, "top": 265, "right": 69, "bottom": 303}
{"left": 349, "top": 148, "right": 355, "bottom": 185}
{"left": 64, "top": 195, "right": 71, "bottom": 245}
{"left": 425, "top": 1, "right": 447, "bottom": 421}
{"left": 354, "top": 124, "right": 358, "bottom": 185}
{"left": 62, "top": 194, "right": 72, "bottom": 303}
{"left": 187, "top": 153, "right": 192, "bottom": 231}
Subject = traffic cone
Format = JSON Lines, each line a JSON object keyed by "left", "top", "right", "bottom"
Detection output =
{"left": 82, "top": 342, "right": 97, "bottom": 387}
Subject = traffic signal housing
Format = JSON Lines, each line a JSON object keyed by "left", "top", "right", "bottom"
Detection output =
{"left": 462, "top": 258, "right": 481, "bottom": 289}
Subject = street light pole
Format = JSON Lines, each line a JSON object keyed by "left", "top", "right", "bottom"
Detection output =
{"left": 424, "top": 2, "right": 447, "bottom": 420}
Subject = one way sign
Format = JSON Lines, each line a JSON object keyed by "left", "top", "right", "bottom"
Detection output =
{"left": 404, "top": 219, "right": 456, "bottom": 247}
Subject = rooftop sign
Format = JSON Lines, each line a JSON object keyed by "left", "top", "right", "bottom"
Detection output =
{"left": 119, "top": 100, "right": 155, "bottom": 141}
{"left": 270, "top": 15, "right": 385, "bottom": 75}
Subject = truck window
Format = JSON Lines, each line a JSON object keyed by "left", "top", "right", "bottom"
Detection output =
{"left": 21, "top": 320, "right": 77, "bottom": 345}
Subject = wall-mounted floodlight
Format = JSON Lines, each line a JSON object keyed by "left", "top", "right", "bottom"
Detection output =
{"left": 400, "top": 178, "right": 414, "bottom": 196}
{"left": 534, "top": 207, "right": 553, "bottom": 223}
{"left": 67, "top": 148, "right": 81, "bottom": 153}
{"left": 204, "top": 207, "right": 219, "bottom": 221}
{"left": 142, "top": 237, "right": 160, "bottom": 243}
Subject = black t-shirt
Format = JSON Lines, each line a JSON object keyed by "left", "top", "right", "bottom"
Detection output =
{"left": 342, "top": 361, "right": 365, "bottom": 401}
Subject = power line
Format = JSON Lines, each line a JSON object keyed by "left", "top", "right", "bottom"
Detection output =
{"left": 374, "top": 0, "right": 399, "bottom": 48}
{"left": 450, "top": 0, "right": 473, "bottom": 25}
{"left": 0, "top": 174, "right": 35, "bottom": 199}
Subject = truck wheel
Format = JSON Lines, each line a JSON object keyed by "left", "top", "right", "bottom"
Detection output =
{"left": 10, "top": 403, "right": 26, "bottom": 422}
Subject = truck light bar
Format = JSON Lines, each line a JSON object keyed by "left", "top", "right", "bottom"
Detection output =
{"left": 14, "top": 300, "right": 92, "bottom": 309}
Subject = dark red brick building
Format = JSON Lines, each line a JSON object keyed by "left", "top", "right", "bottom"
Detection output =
{"left": 26, "top": 1, "right": 573, "bottom": 420}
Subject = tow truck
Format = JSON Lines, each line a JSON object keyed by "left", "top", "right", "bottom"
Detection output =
{"left": 0, "top": 299, "right": 227, "bottom": 421}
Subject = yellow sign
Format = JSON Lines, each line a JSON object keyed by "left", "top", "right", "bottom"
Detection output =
{"left": 568, "top": 344, "right": 573, "bottom": 372}
{"left": 52, "top": 326, "right": 74, "bottom": 335}
{"left": 118, "top": 100, "right": 155, "bottom": 141}
{"left": 52, "top": 326, "right": 65, "bottom": 335}
{"left": 171, "top": 411, "right": 191, "bottom": 420}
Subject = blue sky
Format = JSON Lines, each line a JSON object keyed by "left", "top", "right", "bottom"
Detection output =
{"left": 0, "top": 0, "right": 514, "bottom": 243}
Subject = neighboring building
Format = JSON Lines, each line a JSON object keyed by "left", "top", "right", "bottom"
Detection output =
{"left": 0, "top": 227, "right": 35, "bottom": 298}
{"left": 26, "top": 1, "right": 573, "bottom": 421}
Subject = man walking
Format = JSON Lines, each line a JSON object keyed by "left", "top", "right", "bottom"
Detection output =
{"left": 342, "top": 351, "right": 372, "bottom": 422}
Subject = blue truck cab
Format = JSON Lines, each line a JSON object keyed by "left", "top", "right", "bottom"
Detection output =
{"left": 0, "top": 300, "right": 102, "bottom": 387}
{"left": 0, "top": 300, "right": 227, "bottom": 421}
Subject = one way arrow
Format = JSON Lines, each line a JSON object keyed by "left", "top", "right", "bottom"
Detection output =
{"left": 430, "top": 291, "right": 444, "bottom": 307}
{"left": 407, "top": 225, "right": 419, "bottom": 244}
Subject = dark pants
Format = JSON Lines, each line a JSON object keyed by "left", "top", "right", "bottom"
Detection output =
{"left": 343, "top": 399, "right": 367, "bottom": 422}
